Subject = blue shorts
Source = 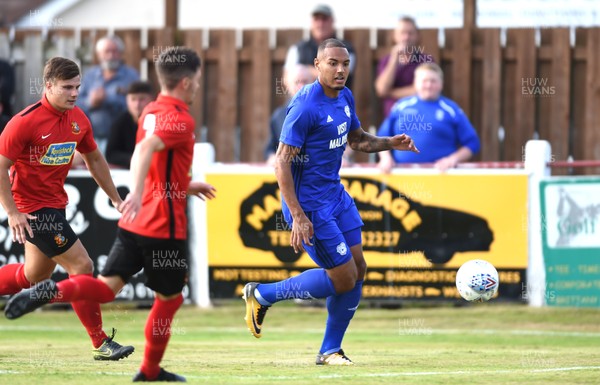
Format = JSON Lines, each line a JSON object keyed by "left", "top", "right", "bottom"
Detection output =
{"left": 283, "top": 190, "right": 364, "bottom": 269}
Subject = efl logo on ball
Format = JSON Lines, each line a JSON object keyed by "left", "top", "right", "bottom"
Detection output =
{"left": 455, "top": 259, "right": 499, "bottom": 302}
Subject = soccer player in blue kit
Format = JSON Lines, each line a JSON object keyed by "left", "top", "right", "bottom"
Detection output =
{"left": 243, "top": 38, "right": 419, "bottom": 365}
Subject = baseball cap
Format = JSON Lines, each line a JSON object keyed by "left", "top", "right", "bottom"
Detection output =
{"left": 312, "top": 4, "right": 333, "bottom": 18}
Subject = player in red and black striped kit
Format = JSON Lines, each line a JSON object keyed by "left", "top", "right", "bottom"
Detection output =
{"left": 6, "top": 47, "right": 216, "bottom": 382}
{"left": 0, "top": 57, "right": 134, "bottom": 360}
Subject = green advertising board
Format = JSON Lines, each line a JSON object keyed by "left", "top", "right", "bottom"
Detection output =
{"left": 540, "top": 177, "right": 600, "bottom": 307}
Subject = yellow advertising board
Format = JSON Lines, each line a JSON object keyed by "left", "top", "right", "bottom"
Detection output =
{"left": 206, "top": 169, "right": 527, "bottom": 301}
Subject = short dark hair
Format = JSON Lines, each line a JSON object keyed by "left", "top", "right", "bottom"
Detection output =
{"left": 317, "top": 38, "right": 347, "bottom": 58}
{"left": 155, "top": 47, "right": 201, "bottom": 90}
{"left": 127, "top": 81, "right": 154, "bottom": 95}
{"left": 399, "top": 16, "right": 418, "bottom": 30}
{"left": 43, "top": 57, "right": 80, "bottom": 83}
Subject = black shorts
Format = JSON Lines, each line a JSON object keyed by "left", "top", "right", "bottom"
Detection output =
{"left": 101, "top": 228, "right": 188, "bottom": 296}
{"left": 25, "top": 208, "right": 78, "bottom": 258}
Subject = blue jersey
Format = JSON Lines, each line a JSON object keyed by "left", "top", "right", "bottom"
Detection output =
{"left": 279, "top": 80, "right": 361, "bottom": 212}
{"left": 377, "top": 95, "right": 480, "bottom": 163}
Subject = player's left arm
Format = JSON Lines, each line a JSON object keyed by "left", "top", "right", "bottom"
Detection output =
{"left": 187, "top": 181, "right": 216, "bottom": 201}
{"left": 79, "top": 148, "right": 123, "bottom": 209}
{"left": 347, "top": 128, "right": 419, "bottom": 154}
{"left": 346, "top": 91, "right": 418, "bottom": 154}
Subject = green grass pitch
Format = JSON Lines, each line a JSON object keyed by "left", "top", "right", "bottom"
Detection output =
{"left": 0, "top": 302, "right": 599, "bottom": 384}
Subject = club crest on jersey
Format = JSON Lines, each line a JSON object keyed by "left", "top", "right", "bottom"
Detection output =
{"left": 435, "top": 109, "right": 444, "bottom": 121}
{"left": 344, "top": 105, "right": 350, "bottom": 118}
{"left": 54, "top": 233, "right": 68, "bottom": 247}
{"left": 71, "top": 121, "right": 81, "bottom": 134}
{"left": 39, "top": 142, "right": 77, "bottom": 166}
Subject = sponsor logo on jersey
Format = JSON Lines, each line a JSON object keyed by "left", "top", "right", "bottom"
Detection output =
{"left": 39, "top": 142, "right": 77, "bottom": 166}
{"left": 329, "top": 134, "right": 347, "bottom": 149}
{"left": 329, "top": 122, "right": 348, "bottom": 149}
{"left": 327, "top": 115, "right": 333, "bottom": 123}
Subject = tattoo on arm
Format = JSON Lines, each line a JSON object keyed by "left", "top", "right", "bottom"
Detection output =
{"left": 348, "top": 130, "right": 391, "bottom": 153}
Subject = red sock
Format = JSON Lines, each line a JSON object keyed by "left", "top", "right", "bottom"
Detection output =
{"left": 53, "top": 274, "right": 115, "bottom": 303}
{"left": 69, "top": 274, "right": 108, "bottom": 348}
{"left": 0, "top": 263, "right": 31, "bottom": 295}
{"left": 140, "top": 294, "right": 184, "bottom": 380}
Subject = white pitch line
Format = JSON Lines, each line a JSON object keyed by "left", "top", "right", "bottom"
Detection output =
{"left": 313, "top": 366, "right": 600, "bottom": 378}
{"left": 430, "top": 329, "right": 600, "bottom": 338}
{"left": 1, "top": 366, "right": 600, "bottom": 379}
{"left": 2, "top": 324, "right": 599, "bottom": 338}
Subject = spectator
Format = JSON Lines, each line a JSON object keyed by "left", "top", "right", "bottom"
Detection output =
{"left": 0, "top": 109, "right": 10, "bottom": 134}
{"left": 0, "top": 59, "right": 15, "bottom": 117}
{"left": 105, "top": 81, "right": 154, "bottom": 169}
{"left": 0, "top": 59, "right": 15, "bottom": 133}
{"left": 265, "top": 64, "right": 316, "bottom": 165}
{"left": 284, "top": 4, "right": 356, "bottom": 88}
{"left": 377, "top": 63, "right": 480, "bottom": 172}
{"left": 375, "top": 16, "right": 433, "bottom": 118}
{"left": 78, "top": 35, "right": 139, "bottom": 154}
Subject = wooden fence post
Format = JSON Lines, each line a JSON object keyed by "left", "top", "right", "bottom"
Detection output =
{"left": 240, "top": 29, "right": 271, "bottom": 162}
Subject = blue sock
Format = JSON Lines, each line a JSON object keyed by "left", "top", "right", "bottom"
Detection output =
{"left": 254, "top": 268, "right": 336, "bottom": 306}
{"left": 319, "top": 280, "right": 363, "bottom": 355}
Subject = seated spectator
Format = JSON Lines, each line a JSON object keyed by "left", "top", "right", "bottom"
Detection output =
{"left": 377, "top": 63, "right": 480, "bottom": 172}
{"left": 284, "top": 4, "right": 356, "bottom": 88}
{"left": 265, "top": 64, "right": 317, "bottom": 166}
{"left": 105, "top": 81, "right": 154, "bottom": 169}
{"left": 78, "top": 35, "right": 140, "bottom": 154}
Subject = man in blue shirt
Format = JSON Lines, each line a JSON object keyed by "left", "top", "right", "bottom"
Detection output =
{"left": 377, "top": 62, "right": 480, "bottom": 172}
{"left": 243, "top": 38, "right": 419, "bottom": 365}
{"left": 78, "top": 35, "right": 139, "bottom": 154}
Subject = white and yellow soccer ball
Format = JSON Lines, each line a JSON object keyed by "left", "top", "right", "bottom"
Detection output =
{"left": 455, "top": 259, "right": 499, "bottom": 302}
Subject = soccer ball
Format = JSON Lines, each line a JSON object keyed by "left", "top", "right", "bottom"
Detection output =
{"left": 455, "top": 259, "right": 499, "bottom": 302}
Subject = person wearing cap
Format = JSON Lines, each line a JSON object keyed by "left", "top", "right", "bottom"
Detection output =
{"left": 284, "top": 4, "right": 356, "bottom": 89}
{"left": 105, "top": 81, "right": 155, "bottom": 169}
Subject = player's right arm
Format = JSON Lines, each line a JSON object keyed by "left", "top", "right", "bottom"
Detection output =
{"left": 0, "top": 115, "right": 36, "bottom": 243}
{"left": 274, "top": 143, "right": 313, "bottom": 253}
{"left": 0, "top": 155, "right": 34, "bottom": 243}
{"left": 119, "top": 134, "right": 165, "bottom": 223}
